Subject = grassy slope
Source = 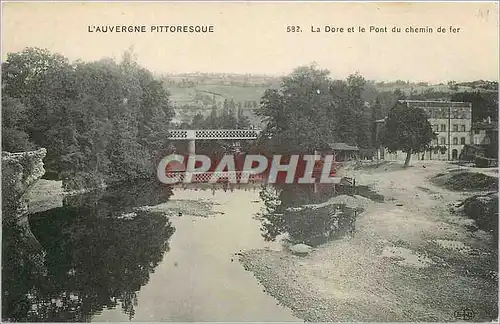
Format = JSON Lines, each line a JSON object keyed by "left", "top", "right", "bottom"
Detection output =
{"left": 166, "top": 81, "right": 496, "bottom": 126}
{"left": 195, "top": 84, "right": 276, "bottom": 102}
{"left": 167, "top": 84, "right": 274, "bottom": 126}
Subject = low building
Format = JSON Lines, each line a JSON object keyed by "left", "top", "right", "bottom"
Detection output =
{"left": 469, "top": 117, "right": 498, "bottom": 158}
{"left": 321, "top": 142, "right": 360, "bottom": 162}
{"left": 460, "top": 144, "right": 486, "bottom": 161}
{"left": 374, "top": 100, "right": 473, "bottom": 161}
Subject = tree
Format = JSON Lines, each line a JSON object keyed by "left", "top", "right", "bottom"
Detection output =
{"left": 2, "top": 47, "right": 174, "bottom": 189}
{"left": 451, "top": 91, "right": 498, "bottom": 122}
{"left": 207, "top": 104, "right": 219, "bottom": 128}
{"left": 381, "top": 102, "right": 437, "bottom": 167}
{"left": 236, "top": 105, "right": 251, "bottom": 129}
{"left": 1, "top": 95, "right": 34, "bottom": 152}
{"left": 448, "top": 80, "right": 459, "bottom": 91}
{"left": 2, "top": 47, "right": 72, "bottom": 102}
{"left": 393, "top": 88, "right": 406, "bottom": 100}
{"left": 191, "top": 113, "right": 205, "bottom": 129}
{"left": 254, "top": 65, "right": 372, "bottom": 246}
{"left": 255, "top": 64, "right": 338, "bottom": 154}
{"left": 376, "top": 90, "right": 401, "bottom": 118}
{"left": 2, "top": 47, "right": 80, "bottom": 173}
{"left": 371, "top": 98, "right": 383, "bottom": 148}
{"left": 220, "top": 99, "right": 237, "bottom": 128}
{"left": 346, "top": 73, "right": 370, "bottom": 148}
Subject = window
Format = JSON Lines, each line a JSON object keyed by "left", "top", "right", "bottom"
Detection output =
{"left": 433, "top": 124, "right": 439, "bottom": 132}
{"left": 460, "top": 137, "right": 466, "bottom": 145}
{"left": 440, "top": 124, "right": 446, "bottom": 132}
{"left": 433, "top": 139, "right": 438, "bottom": 145}
{"left": 474, "top": 130, "right": 480, "bottom": 134}
{"left": 453, "top": 124, "right": 458, "bottom": 132}
{"left": 460, "top": 125, "right": 466, "bottom": 132}
{"left": 453, "top": 137, "right": 458, "bottom": 145}
{"left": 440, "top": 137, "right": 446, "bottom": 145}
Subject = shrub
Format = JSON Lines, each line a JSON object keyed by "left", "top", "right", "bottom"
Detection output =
{"left": 462, "top": 192, "right": 498, "bottom": 248}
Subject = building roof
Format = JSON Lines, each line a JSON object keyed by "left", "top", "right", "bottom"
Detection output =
{"left": 473, "top": 121, "right": 498, "bottom": 131}
{"left": 399, "top": 100, "right": 472, "bottom": 110}
{"left": 398, "top": 99, "right": 471, "bottom": 105}
{"left": 326, "top": 142, "right": 359, "bottom": 151}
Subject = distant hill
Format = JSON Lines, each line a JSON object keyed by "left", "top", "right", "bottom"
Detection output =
{"left": 160, "top": 73, "right": 498, "bottom": 127}
{"left": 161, "top": 73, "right": 280, "bottom": 126}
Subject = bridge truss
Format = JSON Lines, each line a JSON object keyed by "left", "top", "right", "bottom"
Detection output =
{"left": 167, "top": 129, "right": 262, "bottom": 140}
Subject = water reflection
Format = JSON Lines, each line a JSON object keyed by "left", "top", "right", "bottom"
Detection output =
{"left": 2, "top": 181, "right": 176, "bottom": 322}
{"left": 171, "top": 182, "right": 262, "bottom": 195}
{"left": 63, "top": 180, "right": 174, "bottom": 217}
{"left": 258, "top": 184, "right": 358, "bottom": 247}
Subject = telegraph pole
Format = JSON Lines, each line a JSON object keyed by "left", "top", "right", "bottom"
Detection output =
{"left": 448, "top": 104, "right": 451, "bottom": 160}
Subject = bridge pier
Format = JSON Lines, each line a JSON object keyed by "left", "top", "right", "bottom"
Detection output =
{"left": 187, "top": 130, "right": 196, "bottom": 155}
{"left": 313, "top": 150, "right": 319, "bottom": 194}
{"left": 186, "top": 130, "right": 196, "bottom": 172}
{"left": 167, "top": 128, "right": 263, "bottom": 175}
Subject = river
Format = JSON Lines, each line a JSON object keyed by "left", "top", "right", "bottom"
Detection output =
{"left": 1, "top": 181, "right": 301, "bottom": 322}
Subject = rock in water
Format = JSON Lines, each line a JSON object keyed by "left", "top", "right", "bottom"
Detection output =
{"left": 289, "top": 244, "right": 313, "bottom": 256}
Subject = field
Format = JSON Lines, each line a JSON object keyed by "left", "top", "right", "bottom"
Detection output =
{"left": 166, "top": 83, "right": 276, "bottom": 125}
{"left": 195, "top": 84, "right": 276, "bottom": 102}
{"left": 167, "top": 84, "right": 275, "bottom": 106}
{"left": 164, "top": 76, "right": 496, "bottom": 126}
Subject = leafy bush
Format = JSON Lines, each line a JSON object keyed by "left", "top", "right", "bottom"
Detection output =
{"left": 462, "top": 192, "right": 498, "bottom": 248}
{"left": 432, "top": 171, "right": 498, "bottom": 191}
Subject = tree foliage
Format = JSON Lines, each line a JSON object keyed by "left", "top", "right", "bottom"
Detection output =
{"left": 186, "top": 98, "right": 251, "bottom": 130}
{"left": 2, "top": 47, "right": 175, "bottom": 189}
{"left": 381, "top": 102, "right": 437, "bottom": 167}
{"left": 1, "top": 95, "right": 35, "bottom": 152}
{"left": 254, "top": 65, "right": 372, "bottom": 154}
{"left": 451, "top": 91, "right": 498, "bottom": 122}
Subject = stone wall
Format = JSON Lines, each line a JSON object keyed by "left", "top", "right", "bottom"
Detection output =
{"left": 2, "top": 148, "right": 47, "bottom": 220}
{"left": 2, "top": 148, "right": 48, "bottom": 280}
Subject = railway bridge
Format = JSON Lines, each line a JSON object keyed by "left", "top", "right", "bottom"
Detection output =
{"left": 167, "top": 129, "right": 262, "bottom": 153}
{"left": 165, "top": 129, "right": 341, "bottom": 187}
{"left": 166, "top": 129, "right": 263, "bottom": 183}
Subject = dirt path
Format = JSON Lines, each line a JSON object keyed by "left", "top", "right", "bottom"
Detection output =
{"left": 240, "top": 161, "right": 498, "bottom": 322}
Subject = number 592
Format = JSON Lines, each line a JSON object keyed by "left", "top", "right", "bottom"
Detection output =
{"left": 286, "top": 26, "right": 302, "bottom": 32}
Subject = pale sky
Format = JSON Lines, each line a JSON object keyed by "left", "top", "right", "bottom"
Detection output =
{"left": 2, "top": 1, "right": 499, "bottom": 83}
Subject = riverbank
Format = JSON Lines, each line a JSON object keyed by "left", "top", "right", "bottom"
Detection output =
{"left": 239, "top": 161, "right": 498, "bottom": 322}
{"left": 24, "top": 179, "right": 264, "bottom": 215}
{"left": 24, "top": 179, "right": 109, "bottom": 214}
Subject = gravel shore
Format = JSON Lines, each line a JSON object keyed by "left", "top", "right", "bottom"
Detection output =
{"left": 238, "top": 162, "right": 498, "bottom": 322}
{"left": 239, "top": 249, "right": 331, "bottom": 322}
{"left": 238, "top": 246, "right": 400, "bottom": 322}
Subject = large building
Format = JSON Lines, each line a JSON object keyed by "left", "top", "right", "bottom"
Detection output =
{"left": 375, "top": 100, "right": 473, "bottom": 161}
